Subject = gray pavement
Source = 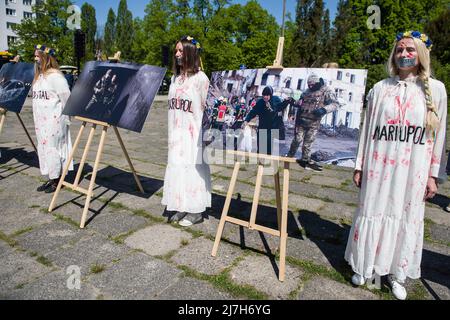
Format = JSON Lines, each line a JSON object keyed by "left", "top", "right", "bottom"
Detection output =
{"left": 0, "top": 96, "right": 449, "bottom": 300}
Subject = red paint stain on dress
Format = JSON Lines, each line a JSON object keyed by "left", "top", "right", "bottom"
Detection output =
{"left": 373, "top": 151, "right": 379, "bottom": 161}
{"left": 354, "top": 229, "right": 359, "bottom": 242}
{"left": 188, "top": 123, "right": 194, "bottom": 140}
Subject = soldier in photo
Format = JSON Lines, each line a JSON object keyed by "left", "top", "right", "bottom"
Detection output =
{"left": 287, "top": 73, "right": 340, "bottom": 171}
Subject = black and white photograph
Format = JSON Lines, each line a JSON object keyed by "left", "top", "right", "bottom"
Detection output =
{"left": 63, "top": 61, "right": 166, "bottom": 133}
{"left": 0, "top": 62, "right": 34, "bottom": 113}
{"left": 206, "top": 67, "right": 368, "bottom": 168}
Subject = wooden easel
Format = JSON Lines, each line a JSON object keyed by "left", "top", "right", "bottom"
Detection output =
{"left": 0, "top": 55, "right": 38, "bottom": 153}
{"left": 211, "top": 150, "right": 296, "bottom": 282}
{"left": 48, "top": 52, "right": 144, "bottom": 229}
{"left": 267, "top": 1, "right": 285, "bottom": 70}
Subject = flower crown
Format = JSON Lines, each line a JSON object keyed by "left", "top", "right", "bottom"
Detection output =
{"left": 181, "top": 36, "right": 201, "bottom": 50}
{"left": 35, "top": 44, "right": 56, "bottom": 56}
{"left": 396, "top": 31, "right": 433, "bottom": 50}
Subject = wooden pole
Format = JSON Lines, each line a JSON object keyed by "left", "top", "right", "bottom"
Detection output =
{"left": 211, "top": 161, "right": 241, "bottom": 257}
{"left": 16, "top": 113, "right": 37, "bottom": 153}
{"left": 0, "top": 108, "right": 6, "bottom": 136}
{"left": 274, "top": 165, "right": 282, "bottom": 229}
{"left": 278, "top": 161, "right": 290, "bottom": 282}
{"left": 49, "top": 121, "right": 87, "bottom": 212}
{"left": 249, "top": 165, "right": 264, "bottom": 229}
{"left": 113, "top": 126, "right": 144, "bottom": 193}
{"left": 73, "top": 124, "right": 97, "bottom": 188}
{"left": 79, "top": 125, "right": 108, "bottom": 228}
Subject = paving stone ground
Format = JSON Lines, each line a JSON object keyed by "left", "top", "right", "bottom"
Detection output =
{"left": 0, "top": 97, "right": 449, "bottom": 300}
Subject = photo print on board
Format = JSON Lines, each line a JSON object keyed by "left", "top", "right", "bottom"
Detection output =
{"left": 205, "top": 67, "right": 368, "bottom": 168}
{"left": 63, "top": 61, "right": 166, "bottom": 133}
{"left": 0, "top": 62, "right": 34, "bottom": 113}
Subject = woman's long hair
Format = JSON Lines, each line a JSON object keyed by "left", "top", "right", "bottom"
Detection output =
{"left": 387, "top": 37, "right": 439, "bottom": 132}
{"left": 172, "top": 38, "right": 201, "bottom": 77}
{"left": 33, "top": 50, "right": 60, "bottom": 83}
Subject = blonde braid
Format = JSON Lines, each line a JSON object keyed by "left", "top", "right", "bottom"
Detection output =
{"left": 422, "top": 77, "right": 440, "bottom": 132}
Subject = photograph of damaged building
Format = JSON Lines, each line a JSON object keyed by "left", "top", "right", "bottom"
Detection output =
{"left": 208, "top": 67, "right": 368, "bottom": 167}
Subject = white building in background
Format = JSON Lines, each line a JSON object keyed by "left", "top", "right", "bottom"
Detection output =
{"left": 254, "top": 68, "right": 368, "bottom": 130}
{"left": 215, "top": 67, "right": 368, "bottom": 130}
{"left": 0, "top": 0, "right": 37, "bottom": 51}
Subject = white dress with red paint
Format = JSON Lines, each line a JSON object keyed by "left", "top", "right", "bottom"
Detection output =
{"left": 162, "top": 71, "right": 211, "bottom": 213}
{"left": 345, "top": 76, "right": 447, "bottom": 282}
{"left": 32, "top": 71, "right": 73, "bottom": 180}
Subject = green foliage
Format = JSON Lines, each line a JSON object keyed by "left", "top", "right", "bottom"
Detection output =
{"left": 128, "top": 0, "right": 278, "bottom": 75}
{"left": 9, "top": 0, "right": 75, "bottom": 65}
{"left": 103, "top": 8, "right": 116, "bottom": 57}
{"left": 432, "top": 59, "right": 450, "bottom": 109}
{"left": 141, "top": 0, "right": 173, "bottom": 67}
{"left": 286, "top": 0, "right": 328, "bottom": 67}
{"left": 116, "top": 0, "right": 134, "bottom": 60}
{"left": 426, "top": 8, "right": 450, "bottom": 64}
{"left": 81, "top": 3, "right": 97, "bottom": 61}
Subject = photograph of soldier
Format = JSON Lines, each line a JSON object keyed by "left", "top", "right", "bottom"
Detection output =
{"left": 286, "top": 73, "right": 341, "bottom": 171}
{"left": 0, "top": 62, "right": 34, "bottom": 113}
{"left": 206, "top": 67, "right": 368, "bottom": 168}
{"left": 63, "top": 61, "right": 166, "bottom": 133}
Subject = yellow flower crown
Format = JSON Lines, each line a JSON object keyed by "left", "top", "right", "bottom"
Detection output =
{"left": 35, "top": 44, "right": 56, "bottom": 56}
{"left": 396, "top": 31, "right": 433, "bottom": 50}
{"left": 181, "top": 35, "right": 201, "bottom": 50}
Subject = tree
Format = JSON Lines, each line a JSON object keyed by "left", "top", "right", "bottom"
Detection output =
{"left": 116, "top": 0, "right": 134, "bottom": 59}
{"left": 81, "top": 3, "right": 97, "bottom": 61}
{"left": 10, "top": 0, "right": 74, "bottom": 64}
{"left": 130, "top": 18, "right": 147, "bottom": 63}
{"left": 193, "top": 0, "right": 230, "bottom": 37}
{"left": 322, "top": 8, "right": 331, "bottom": 63}
{"left": 104, "top": 8, "right": 116, "bottom": 57}
{"left": 141, "top": 0, "right": 173, "bottom": 67}
{"left": 425, "top": 8, "right": 450, "bottom": 64}
{"left": 286, "top": 0, "right": 327, "bottom": 67}
{"left": 235, "top": 1, "right": 279, "bottom": 69}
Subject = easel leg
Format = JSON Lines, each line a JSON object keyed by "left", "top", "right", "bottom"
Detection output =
{"left": 80, "top": 126, "right": 108, "bottom": 228}
{"left": 73, "top": 124, "right": 97, "bottom": 188}
{"left": 212, "top": 161, "right": 241, "bottom": 257}
{"left": 0, "top": 111, "right": 6, "bottom": 136}
{"left": 249, "top": 165, "right": 264, "bottom": 228}
{"left": 279, "top": 162, "right": 290, "bottom": 282}
{"left": 16, "top": 113, "right": 37, "bottom": 153}
{"left": 113, "top": 126, "right": 144, "bottom": 193}
{"left": 274, "top": 162, "right": 282, "bottom": 229}
{"left": 49, "top": 122, "right": 87, "bottom": 212}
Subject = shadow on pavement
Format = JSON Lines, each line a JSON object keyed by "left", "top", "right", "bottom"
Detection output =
{"left": 427, "top": 193, "right": 450, "bottom": 212}
{"left": 53, "top": 165, "right": 164, "bottom": 227}
{"left": 298, "top": 210, "right": 449, "bottom": 299}
{"left": 0, "top": 147, "right": 39, "bottom": 180}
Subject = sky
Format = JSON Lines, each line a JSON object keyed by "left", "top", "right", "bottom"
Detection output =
{"left": 73, "top": 0, "right": 339, "bottom": 30}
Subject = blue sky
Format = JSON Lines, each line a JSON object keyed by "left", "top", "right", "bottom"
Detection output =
{"left": 73, "top": 0, "right": 339, "bottom": 29}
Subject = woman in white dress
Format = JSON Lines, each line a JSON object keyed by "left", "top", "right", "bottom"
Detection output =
{"left": 345, "top": 31, "right": 447, "bottom": 300}
{"left": 161, "top": 36, "right": 211, "bottom": 227}
{"left": 32, "top": 45, "right": 73, "bottom": 193}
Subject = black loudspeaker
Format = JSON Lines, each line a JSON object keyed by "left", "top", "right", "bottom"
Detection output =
{"left": 74, "top": 29, "right": 86, "bottom": 59}
{"left": 162, "top": 45, "right": 169, "bottom": 67}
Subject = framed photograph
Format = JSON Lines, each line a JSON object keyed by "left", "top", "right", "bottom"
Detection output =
{"left": 0, "top": 62, "right": 34, "bottom": 113}
{"left": 206, "top": 67, "right": 368, "bottom": 168}
{"left": 63, "top": 61, "right": 166, "bottom": 133}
